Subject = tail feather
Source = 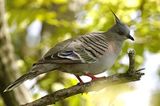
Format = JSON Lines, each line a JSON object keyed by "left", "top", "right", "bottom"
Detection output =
{"left": 3, "top": 72, "right": 37, "bottom": 92}
{"left": 3, "top": 64, "right": 58, "bottom": 92}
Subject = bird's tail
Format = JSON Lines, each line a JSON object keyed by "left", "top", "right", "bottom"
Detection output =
{"left": 3, "top": 72, "right": 38, "bottom": 92}
{"left": 3, "top": 64, "right": 58, "bottom": 92}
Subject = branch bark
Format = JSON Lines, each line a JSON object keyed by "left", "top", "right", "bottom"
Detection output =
{"left": 22, "top": 50, "right": 145, "bottom": 106}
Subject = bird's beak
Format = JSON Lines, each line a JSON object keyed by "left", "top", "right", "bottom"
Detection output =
{"left": 128, "top": 34, "right": 134, "bottom": 41}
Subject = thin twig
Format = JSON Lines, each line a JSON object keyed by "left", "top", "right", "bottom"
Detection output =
{"left": 21, "top": 50, "right": 144, "bottom": 106}
{"left": 128, "top": 49, "right": 135, "bottom": 71}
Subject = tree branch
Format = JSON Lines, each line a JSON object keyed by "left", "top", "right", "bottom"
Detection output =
{"left": 22, "top": 50, "right": 145, "bottom": 106}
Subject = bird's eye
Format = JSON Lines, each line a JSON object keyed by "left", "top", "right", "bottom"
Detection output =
{"left": 117, "top": 30, "right": 124, "bottom": 35}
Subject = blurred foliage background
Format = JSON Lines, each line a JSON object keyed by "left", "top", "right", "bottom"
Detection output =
{"left": 0, "top": 0, "right": 160, "bottom": 106}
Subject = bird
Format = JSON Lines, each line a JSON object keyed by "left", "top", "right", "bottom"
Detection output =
{"left": 4, "top": 10, "right": 134, "bottom": 92}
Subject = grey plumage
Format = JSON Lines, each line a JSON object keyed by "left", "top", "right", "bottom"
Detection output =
{"left": 4, "top": 10, "right": 134, "bottom": 92}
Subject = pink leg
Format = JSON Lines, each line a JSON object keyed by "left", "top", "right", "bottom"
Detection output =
{"left": 85, "top": 73, "right": 99, "bottom": 81}
{"left": 75, "top": 75, "right": 84, "bottom": 84}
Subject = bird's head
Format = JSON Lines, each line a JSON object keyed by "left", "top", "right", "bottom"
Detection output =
{"left": 109, "top": 10, "right": 134, "bottom": 41}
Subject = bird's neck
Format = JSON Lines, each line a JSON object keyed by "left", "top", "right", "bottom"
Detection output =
{"left": 103, "top": 31, "right": 124, "bottom": 53}
{"left": 104, "top": 31, "right": 125, "bottom": 43}
{"left": 105, "top": 25, "right": 126, "bottom": 42}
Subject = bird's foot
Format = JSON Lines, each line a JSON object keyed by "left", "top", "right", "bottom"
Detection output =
{"left": 85, "top": 73, "right": 98, "bottom": 80}
{"left": 75, "top": 73, "right": 106, "bottom": 85}
{"left": 85, "top": 73, "right": 106, "bottom": 81}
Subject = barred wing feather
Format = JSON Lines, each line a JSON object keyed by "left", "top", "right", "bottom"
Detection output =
{"left": 34, "top": 32, "right": 107, "bottom": 65}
